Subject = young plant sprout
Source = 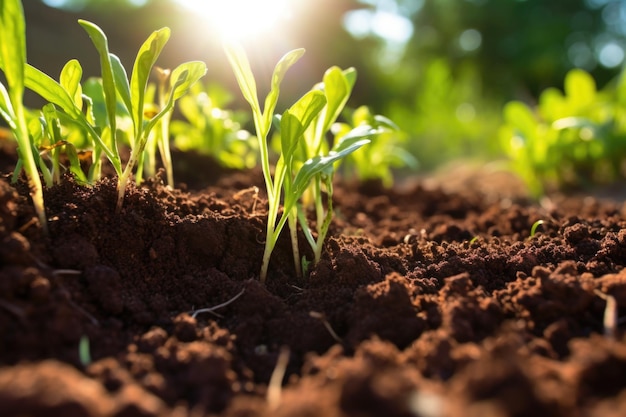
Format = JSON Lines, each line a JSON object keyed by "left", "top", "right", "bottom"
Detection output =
{"left": 289, "top": 70, "right": 406, "bottom": 271}
{"left": 78, "top": 21, "right": 207, "bottom": 211}
{"left": 21, "top": 20, "right": 206, "bottom": 212}
{"left": 284, "top": 66, "right": 358, "bottom": 275}
{"left": 529, "top": 219, "right": 545, "bottom": 238}
{"left": 224, "top": 42, "right": 378, "bottom": 282}
{"left": 0, "top": 0, "right": 48, "bottom": 234}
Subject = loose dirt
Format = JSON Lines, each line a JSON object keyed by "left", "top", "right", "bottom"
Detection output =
{"left": 1, "top": 150, "right": 626, "bottom": 417}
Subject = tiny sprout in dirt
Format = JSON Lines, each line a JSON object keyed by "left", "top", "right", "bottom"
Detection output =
{"left": 530, "top": 219, "right": 545, "bottom": 237}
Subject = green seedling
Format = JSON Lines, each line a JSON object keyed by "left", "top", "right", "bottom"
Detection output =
{"left": 529, "top": 219, "right": 544, "bottom": 238}
{"left": 286, "top": 71, "right": 406, "bottom": 272}
{"left": 225, "top": 42, "right": 375, "bottom": 282}
{"left": 22, "top": 20, "right": 206, "bottom": 212}
{"left": 80, "top": 21, "right": 206, "bottom": 210}
{"left": 288, "top": 66, "right": 363, "bottom": 273}
{"left": 292, "top": 124, "right": 377, "bottom": 273}
{"left": 224, "top": 43, "right": 308, "bottom": 283}
{"left": 268, "top": 68, "right": 399, "bottom": 275}
{"left": 0, "top": 0, "right": 48, "bottom": 234}
{"left": 13, "top": 87, "right": 91, "bottom": 188}
{"left": 136, "top": 67, "right": 209, "bottom": 188}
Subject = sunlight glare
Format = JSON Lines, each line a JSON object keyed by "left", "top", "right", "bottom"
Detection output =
{"left": 174, "top": 0, "right": 292, "bottom": 41}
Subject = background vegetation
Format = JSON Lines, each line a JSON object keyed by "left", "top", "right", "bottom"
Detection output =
{"left": 21, "top": 0, "right": 626, "bottom": 175}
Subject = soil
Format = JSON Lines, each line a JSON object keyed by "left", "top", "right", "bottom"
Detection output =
{"left": 1, "top": 145, "right": 626, "bottom": 417}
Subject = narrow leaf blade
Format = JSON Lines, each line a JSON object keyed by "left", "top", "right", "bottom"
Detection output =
{"left": 0, "top": 0, "right": 26, "bottom": 95}
{"left": 292, "top": 136, "right": 371, "bottom": 198}
{"left": 110, "top": 53, "right": 132, "bottom": 113}
{"left": 78, "top": 20, "right": 119, "bottom": 133}
{"left": 223, "top": 41, "right": 260, "bottom": 113}
{"left": 129, "top": 27, "right": 171, "bottom": 136}
{"left": 263, "top": 48, "right": 305, "bottom": 130}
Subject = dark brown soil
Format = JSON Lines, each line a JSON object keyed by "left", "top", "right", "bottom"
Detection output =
{"left": 1, "top": 148, "right": 626, "bottom": 417}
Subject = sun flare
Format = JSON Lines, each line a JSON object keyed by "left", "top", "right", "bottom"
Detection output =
{"left": 174, "top": 0, "right": 292, "bottom": 41}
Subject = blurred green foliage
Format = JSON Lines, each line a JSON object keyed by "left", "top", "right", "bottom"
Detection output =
{"left": 28, "top": 0, "right": 626, "bottom": 189}
{"left": 334, "top": 105, "right": 417, "bottom": 186}
{"left": 384, "top": 59, "right": 502, "bottom": 171}
{"left": 171, "top": 82, "right": 258, "bottom": 170}
{"left": 500, "top": 68, "right": 626, "bottom": 196}
{"left": 352, "top": 0, "right": 626, "bottom": 172}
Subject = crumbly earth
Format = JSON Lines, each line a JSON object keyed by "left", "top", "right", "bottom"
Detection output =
{"left": 1, "top": 149, "right": 626, "bottom": 417}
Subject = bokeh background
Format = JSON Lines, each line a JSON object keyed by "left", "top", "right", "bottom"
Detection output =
{"left": 23, "top": 0, "right": 626, "bottom": 172}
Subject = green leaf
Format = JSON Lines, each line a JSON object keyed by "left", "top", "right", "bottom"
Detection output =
{"left": 320, "top": 66, "right": 353, "bottom": 133}
{"left": 78, "top": 20, "right": 119, "bottom": 136}
{"left": 169, "top": 61, "right": 208, "bottom": 100}
{"left": 24, "top": 64, "right": 82, "bottom": 119}
{"left": 42, "top": 103, "right": 62, "bottom": 144}
{"left": 59, "top": 59, "right": 83, "bottom": 109}
{"left": 343, "top": 67, "right": 357, "bottom": 89}
{"left": 538, "top": 87, "right": 566, "bottom": 122}
{"left": 565, "top": 68, "right": 596, "bottom": 110}
{"left": 332, "top": 124, "right": 378, "bottom": 154}
{"left": 82, "top": 78, "right": 108, "bottom": 127}
{"left": 64, "top": 141, "right": 89, "bottom": 183}
{"left": 280, "top": 90, "right": 326, "bottom": 157}
{"left": 141, "top": 61, "right": 206, "bottom": 143}
{"left": 110, "top": 53, "right": 132, "bottom": 114}
{"left": 292, "top": 124, "right": 374, "bottom": 197}
{"left": 292, "top": 138, "right": 371, "bottom": 198}
{"left": 130, "top": 27, "right": 170, "bottom": 138}
{"left": 552, "top": 116, "right": 595, "bottom": 131}
{"left": 0, "top": 81, "right": 15, "bottom": 127}
{"left": 373, "top": 114, "right": 400, "bottom": 131}
{"left": 263, "top": 48, "right": 305, "bottom": 131}
{"left": 0, "top": 0, "right": 26, "bottom": 96}
{"left": 223, "top": 41, "right": 261, "bottom": 114}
